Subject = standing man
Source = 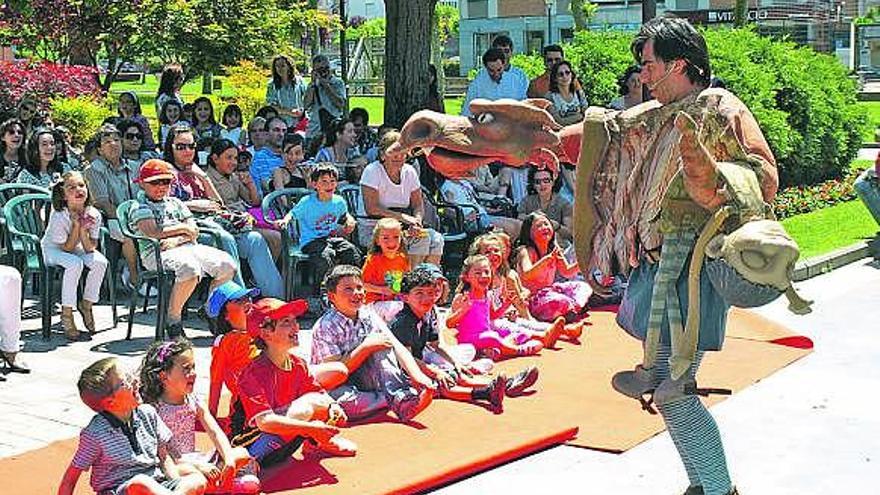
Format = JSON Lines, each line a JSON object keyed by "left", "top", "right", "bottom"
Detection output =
{"left": 303, "top": 54, "right": 347, "bottom": 153}
{"left": 528, "top": 44, "right": 564, "bottom": 98}
{"left": 587, "top": 17, "right": 778, "bottom": 495}
{"left": 461, "top": 35, "right": 529, "bottom": 117}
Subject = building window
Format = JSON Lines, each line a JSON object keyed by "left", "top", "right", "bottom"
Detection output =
{"left": 468, "top": 0, "right": 489, "bottom": 18}
{"left": 676, "top": 0, "right": 698, "bottom": 10}
{"left": 561, "top": 28, "right": 574, "bottom": 44}
{"left": 527, "top": 30, "right": 545, "bottom": 54}
{"left": 473, "top": 31, "right": 509, "bottom": 68}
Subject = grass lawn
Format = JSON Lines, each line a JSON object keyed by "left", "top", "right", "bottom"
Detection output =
{"left": 110, "top": 76, "right": 464, "bottom": 128}
{"left": 782, "top": 200, "right": 878, "bottom": 260}
{"left": 857, "top": 101, "right": 880, "bottom": 142}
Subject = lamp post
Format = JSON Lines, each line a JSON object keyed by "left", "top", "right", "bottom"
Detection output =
{"left": 544, "top": 0, "right": 555, "bottom": 45}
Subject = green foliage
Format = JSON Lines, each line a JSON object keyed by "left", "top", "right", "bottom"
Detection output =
{"left": 435, "top": 4, "right": 459, "bottom": 45}
{"left": 223, "top": 60, "right": 271, "bottom": 119}
{"left": 782, "top": 200, "right": 878, "bottom": 259}
{"left": 564, "top": 27, "right": 868, "bottom": 188}
{"left": 510, "top": 54, "right": 546, "bottom": 80}
{"left": 346, "top": 18, "right": 386, "bottom": 40}
{"left": 50, "top": 96, "right": 113, "bottom": 146}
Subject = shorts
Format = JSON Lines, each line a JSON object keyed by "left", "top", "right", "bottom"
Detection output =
{"left": 405, "top": 228, "right": 444, "bottom": 257}
{"left": 142, "top": 243, "right": 237, "bottom": 283}
{"left": 232, "top": 427, "right": 304, "bottom": 468}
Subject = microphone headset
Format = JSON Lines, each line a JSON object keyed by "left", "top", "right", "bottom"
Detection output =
{"left": 647, "top": 63, "right": 676, "bottom": 92}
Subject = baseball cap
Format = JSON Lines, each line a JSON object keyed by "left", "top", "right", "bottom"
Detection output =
{"left": 413, "top": 263, "right": 447, "bottom": 282}
{"left": 246, "top": 298, "right": 308, "bottom": 338}
{"left": 136, "top": 159, "right": 176, "bottom": 183}
{"left": 205, "top": 281, "right": 260, "bottom": 318}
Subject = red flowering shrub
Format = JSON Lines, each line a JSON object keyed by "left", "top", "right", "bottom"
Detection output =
{"left": 773, "top": 169, "right": 864, "bottom": 219}
{"left": 0, "top": 60, "right": 103, "bottom": 117}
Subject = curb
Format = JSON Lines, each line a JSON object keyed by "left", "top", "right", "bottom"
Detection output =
{"left": 793, "top": 237, "right": 879, "bottom": 282}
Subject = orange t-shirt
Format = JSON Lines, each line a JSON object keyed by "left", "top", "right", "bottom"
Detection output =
{"left": 210, "top": 331, "right": 260, "bottom": 405}
{"left": 527, "top": 72, "right": 584, "bottom": 99}
{"left": 362, "top": 251, "right": 410, "bottom": 303}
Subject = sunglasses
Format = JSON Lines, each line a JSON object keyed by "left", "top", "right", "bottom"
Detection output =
{"left": 4, "top": 128, "right": 23, "bottom": 136}
{"left": 174, "top": 143, "right": 197, "bottom": 151}
{"left": 557, "top": 70, "right": 572, "bottom": 76}
{"left": 534, "top": 177, "right": 554, "bottom": 184}
{"left": 147, "top": 178, "right": 173, "bottom": 186}
{"left": 125, "top": 132, "right": 142, "bottom": 140}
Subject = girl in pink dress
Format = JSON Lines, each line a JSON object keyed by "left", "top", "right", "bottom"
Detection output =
{"left": 446, "top": 254, "right": 564, "bottom": 360}
{"left": 139, "top": 339, "right": 260, "bottom": 494}
{"left": 515, "top": 212, "right": 592, "bottom": 323}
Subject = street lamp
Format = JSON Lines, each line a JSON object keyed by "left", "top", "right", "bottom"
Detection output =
{"left": 544, "top": 0, "right": 555, "bottom": 45}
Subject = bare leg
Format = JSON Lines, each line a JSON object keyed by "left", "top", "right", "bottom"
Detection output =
{"left": 122, "top": 238, "right": 140, "bottom": 284}
{"left": 424, "top": 254, "right": 441, "bottom": 265}
{"left": 168, "top": 277, "right": 198, "bottom": 322}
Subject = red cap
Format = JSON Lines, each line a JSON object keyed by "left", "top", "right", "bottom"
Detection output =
{"left": 246, "top": 298, "right": 308, "bottom": 338}
{"left": 136, "top": 159, "right": 176, "bottom": 183}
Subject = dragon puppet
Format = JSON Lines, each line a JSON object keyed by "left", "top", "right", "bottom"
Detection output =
{"left": 392, "top": 96, "right": 811, "bottom": 408}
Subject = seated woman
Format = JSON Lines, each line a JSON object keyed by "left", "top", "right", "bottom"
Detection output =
{"left": 163, "top": 124, "right": 284, "bottom": 298}
{"left": 517, "top": 167, "right": 573, "bottom": 246}
{"left": 515, "top": 212, "right": 591, "bottom": 323}
{"left": 544, "top": 61, "right": 588, "bottom": 126}
{"left": 17, "top": 127, "right": 69, "bottom": 187}
{"left": 271, "top": 133, "right": 310, "bottom": 192}
{"left": 609, "top": 65, "right": 643, "bottom": 111}
{"left": 359, "top": 131, "right": 444, "bottom": 266}
{"left": 438, "top": 173, "right": 521, "bottom": 239}
{"left": 314, "top": 117, "right": 368, "bottom": 183}
{"left": 117, "top": 119, "right": 157, "bottom": 169}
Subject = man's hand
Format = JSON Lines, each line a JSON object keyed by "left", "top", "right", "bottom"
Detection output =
{"left": 412, "top": 372, "right": 438, "bottom": 392}
{"left": 675, "top": 112, "right": 726, "bottom": 210}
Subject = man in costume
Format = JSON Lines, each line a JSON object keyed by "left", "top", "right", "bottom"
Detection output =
{"left": 394, "top": 16, "right": 814, "bottom": 495}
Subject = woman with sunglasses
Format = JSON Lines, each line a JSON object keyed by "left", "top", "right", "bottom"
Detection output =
{"left": 117, "top": 91, "right": 156, "bottom": 151}
{"left": 117, "top": 119, "right": 157, "bottom": 168}
{"left": 517, "top": 167, "right": 573, "bottom": 246}
{"left": 544, "top": 61, "right": 588, "bottom": 126}
{"left": 0, "top": 119, "right": 27, "bottom": 183}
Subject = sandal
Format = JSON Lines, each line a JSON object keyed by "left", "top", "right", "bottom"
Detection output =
{"left": 2, "top": 352, "right": 30, "bottom": 374}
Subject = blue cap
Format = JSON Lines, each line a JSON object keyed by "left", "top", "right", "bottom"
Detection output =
{"left": 206, "top": 281, "right": 260, "bottom": 318}
{"left": 413, "top": 263, "right": 447, "bottom": 281}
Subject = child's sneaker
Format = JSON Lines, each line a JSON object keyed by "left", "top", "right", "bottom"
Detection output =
{"left": 390, "top": 387, "right": 432, "bottom": 422}
{"left": 515, "top": 340, "right": 543, "bottom": 356}
{"left": 505, "top": 366, "right": 539, "bottom": 397}
{"left": 470, "top": 358, "right": 494, "bottom": 374}
{"left": 486, "top": 375, "right": 507, "bottom": 413}
{"left": 482, "top": 347, "right": 503, "bottom": 361}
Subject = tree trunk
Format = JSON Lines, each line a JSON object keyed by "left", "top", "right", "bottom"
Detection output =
{"left": 734, "top": 0, "right": 747, "bottom": 27}
{"left": 202, "top": 71, "right": 213, "bottom": 95}
{"left": 570, "top": 0, "right": 588, "bottom": 31}
{"left": 384, "top": 0, "right": 437, "bottom": 129}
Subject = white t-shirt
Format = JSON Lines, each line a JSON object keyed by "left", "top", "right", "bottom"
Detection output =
{"left": 358, "top": 161, "right": 421, "bottom": 214}
{"left": 41, "top": 207, "right": 102, "bottom": 250}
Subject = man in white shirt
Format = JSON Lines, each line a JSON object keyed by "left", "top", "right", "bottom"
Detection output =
{"left": 461, "top": 35, "right": 529, "bottom": 117}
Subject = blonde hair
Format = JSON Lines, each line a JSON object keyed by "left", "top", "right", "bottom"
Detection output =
{"left": 470, "top": 232, "right": 512, "bottom": 276}
{"left": 77, "top": 357, "right": 119, "bottom": 412}
{"left": 378, "top": 131, "right": 401, "bottom": 157}
{"left": 455, "top": 253, "right": 491, "bottom": 295}
{"left": 370, "top": 217, "right": 403, "bottom": 255}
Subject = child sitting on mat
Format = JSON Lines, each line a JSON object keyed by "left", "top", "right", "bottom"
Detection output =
{"left": 139, "top": 338, "right": 259, "bottom": 494}
{"left": 59, "top": 357, "right": 208, "bottom": 495}
{"left": 446, "top": 254, "right": 565, "bottom": 360}
{"left": 389, "top": 268, "right": 541, "bottom": 413}
{"left": 515, "top": 212, "right": 592, "bottom": 323}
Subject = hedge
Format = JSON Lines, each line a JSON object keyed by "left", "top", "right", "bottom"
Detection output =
{"left": 0, "top": 60, "right": 103, "bottom": 118}
{"left": 512, "top": 27, "right": 869, "bottom": 189}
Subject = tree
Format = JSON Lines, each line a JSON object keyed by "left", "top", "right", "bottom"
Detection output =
{"left": 432, "top": 4, "right": 459, "bottom": 98}
{"left": 570, "top": 0, "right": 599, "bottom": 31}
{"left": 384, "top": 0, "right": 437, "bottom": 128}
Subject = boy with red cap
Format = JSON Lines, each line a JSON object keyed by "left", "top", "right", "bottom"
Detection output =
{"left": 232, "top": 297, "right": 357, "bottom": 468}
{"left": 129, "top": 159, "right": 237, "bottom": 338}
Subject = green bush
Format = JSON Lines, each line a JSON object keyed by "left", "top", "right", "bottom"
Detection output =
{"left": 223, "top": 60, "right": 271, "bottom": 119}
{"left": 50, "top": 96, "right": 113, "bottom": 146}
{"left": 540, "top": 27, "right": 868, "bottom": 188}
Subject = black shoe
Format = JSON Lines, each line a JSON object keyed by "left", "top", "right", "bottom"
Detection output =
{"left": 506, "top": 366, "right": 539, "bottom": 397}
{"left": 165, "top": 322, "right": 186, "bottom": 340}
{"left": 2, "top": 353, "right": 30, "bottom": 374}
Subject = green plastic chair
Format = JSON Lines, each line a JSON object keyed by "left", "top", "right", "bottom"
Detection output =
{"left": 261, "top": 187, "right": 311, "bottom": 300}
{"left": 0, "top": 183, "right": 50, "bottom": 268}
{"left": 116, "top": 199, "right": 175, "bottom": 341}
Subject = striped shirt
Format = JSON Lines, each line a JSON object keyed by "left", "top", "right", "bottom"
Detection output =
{"left": 71, "top": 404, "right": 172, "bottom": 493}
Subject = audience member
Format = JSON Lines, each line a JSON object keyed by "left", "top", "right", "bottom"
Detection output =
{"left": 438, "top": 174, "right": 521, "bottom": 238}
{"left": 271, "top": 134, "right": 309, "bottom": 191}
{"left": 310, "top": 265, "right": 435, "bottom": 422}
{"left": 303, "top": 54, "right": 347, "bottom": 150}
{"left": 1, "top": 118, "right": 26, "bottom": 182}
{"left": 157, "top": 99, "right": 186, "bottom": 148}
{"left": 245, "top": 117, "right": 268, "bottom": 155}
{"left": 128, "top": 159, "right": 236, "bottom": 337}
{"left": 350, "top": 107, "right": 379, "bottom": 160}
{"left": 220, "top": 104, "right": 247, "bottom": 146}
{"left": 118, "top": 119, "right": 157, "bottom": 168}
{"left": 609, "top": 65, "right": 643, "bottom": 110}
{"left": 461, "top": 47, "right": 526, "bottom": 117}
{"left": 528, "top": 44, "right": 564, "bottom": 98}
{"left": 314, "top": 117, "right": 367, "bottom": 182}
{"left": 250, "top": 116, "right": 287, "bottom": 195}
{"left": 425, "top": 64, "right": 446, "bottom": 113}
{"left": 545, "top": 61, "right": 588, "bottom": 126}
{"left": 362, "top": 218, "right": 410, "bottom": 304}
{"left": 58, "top": 357, "right": 208, "bottom": 495}
{"left": 517, "top": 167, "right": 573, "bottom": 244}
{"left": 155, "top": 63, "right": 186, "bottom": 117}
{"left": 117, "top": 91, "right": 156, "bottom": 150}
{"left": 497, "top": 165, "right": 530, "bottom": 204}
{"left": 359, "top": 131, "right": 444, "bottom": 265}
{"left": 191, "top": 97, "right": 222, "bottom": 147}
{"left": 266, "top": 55, "right": 307, "bottom": 127}
{"left": 0, "top": 265, "right": 28, "bottom": 375}
{"left": 17, "top": 126, "right": 67, "bottom": 186}
{"left": 17, "top": 97, "right": 40, "bottom": 136}
{"left": 42, "top": 171, "right": 108, "bottom": 340}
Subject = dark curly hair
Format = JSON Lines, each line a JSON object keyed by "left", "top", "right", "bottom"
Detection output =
{"left": 138, "top": 338, "right": 193, "bottom": 404}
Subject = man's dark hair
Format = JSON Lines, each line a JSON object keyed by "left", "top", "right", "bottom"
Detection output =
{"left": 631, "top": 16, "right": 711, "bottom": 86}
{"left": 491, "top": 34, "right": 513, "bottom": 49}
{"left": 617, "top": 64, "right": 642, "bottom": 96}
{"left": 264, "top": 116, "right": 287, "bottom": 132}
{"left": 310, "top": 162, "right": 339, "bottom": 182}
{"left": 324, "top": 264, "right": 362, "bottom": 294}
{"left": 482, "top": 48, "right": 506, "bottom": 67}
{"left": 350, "top": 107, "right": 369, "bottom": 125}
{"left": 282, "top": 133, "right": 304, "bottom": 152}
{"left": 400, "top": 269, "right": 435, "bottom": 295}
{"left": 542, "top": 44, "right": 564, "bottom": 57}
